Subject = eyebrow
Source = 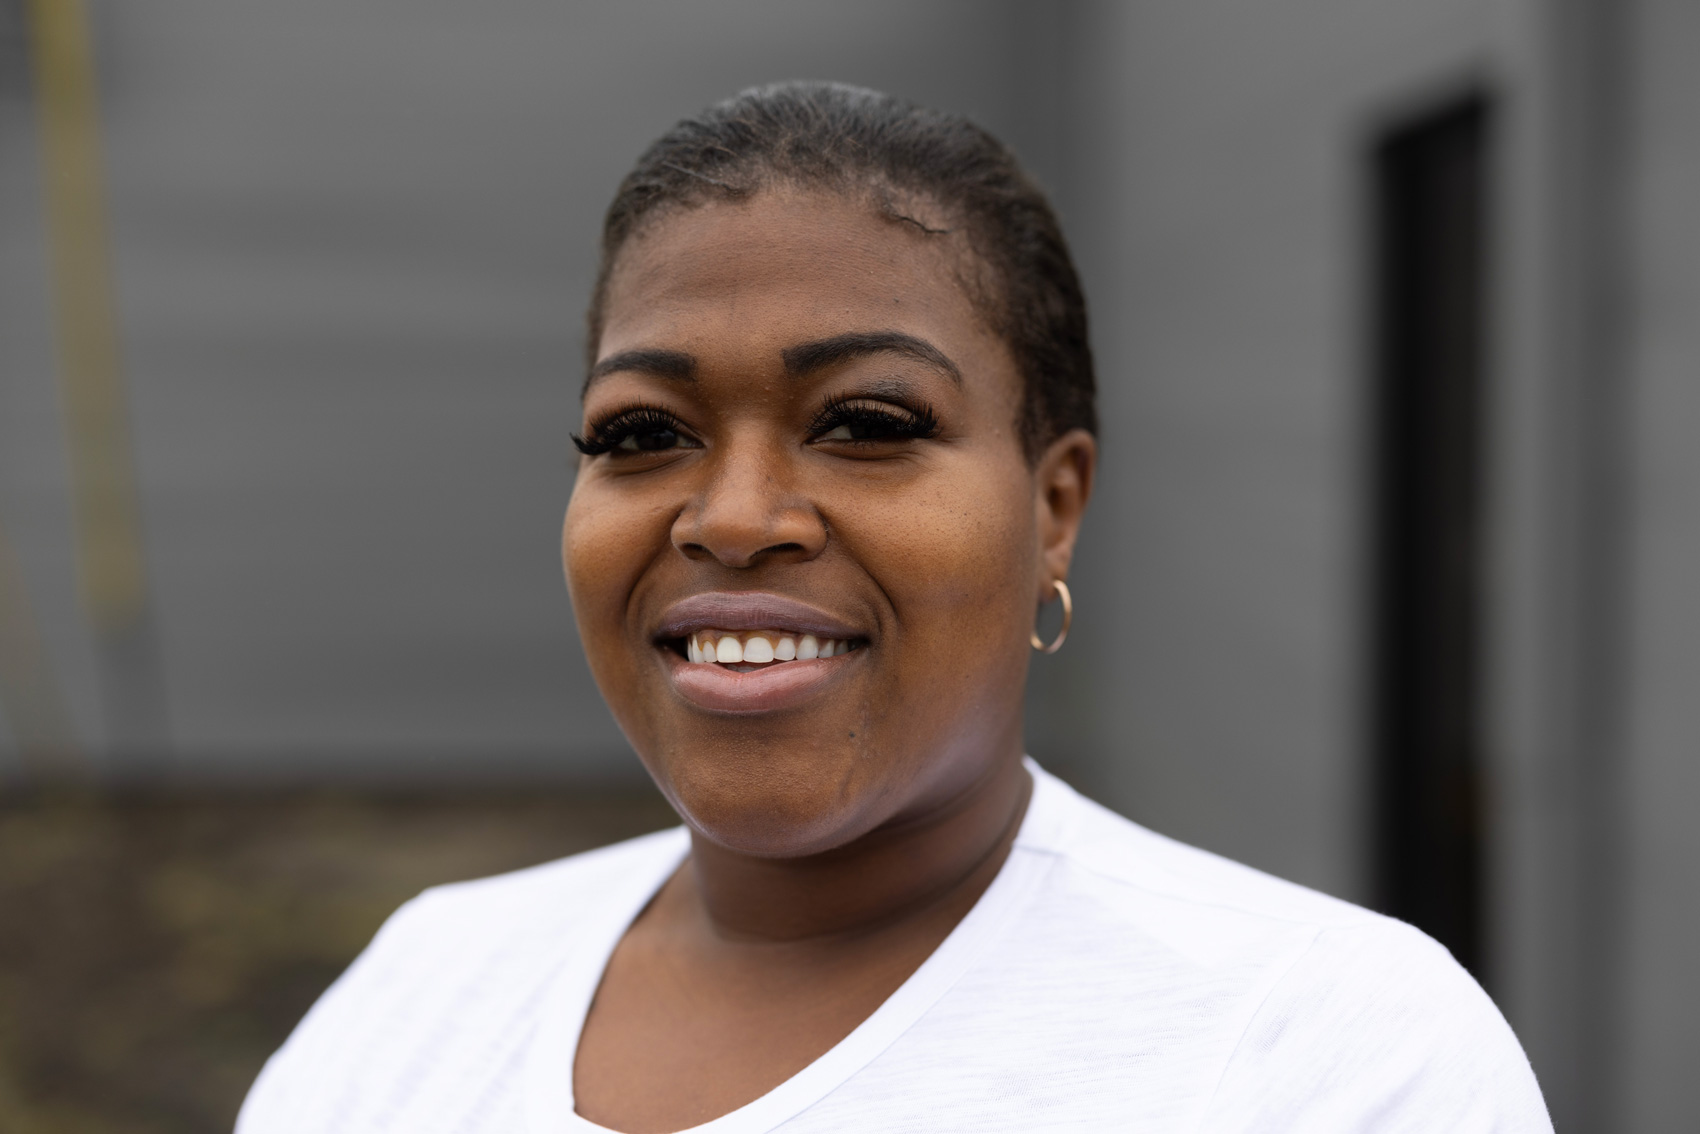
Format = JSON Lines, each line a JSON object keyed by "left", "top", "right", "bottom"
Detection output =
{"left": 583, "top": 348, "right": 696, "bottom": 395}
{"left": 783, "top": 330, "right": 962, "bottom": 386}
{"left": 582, "top": 330, "right": 961, "bottom": 395}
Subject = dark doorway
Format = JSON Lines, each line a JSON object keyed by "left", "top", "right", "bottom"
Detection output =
{"left": 1368, "top": 94, "right": 1493, "bottom": 981}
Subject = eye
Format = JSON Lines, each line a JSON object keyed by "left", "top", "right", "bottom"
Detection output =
{"left": 573, "top": 406, "right": 702, "bottom": 457}
{"left": 809, "top": 395, "right": 941, "bottom": 446}
{"left": 616, "top": 427, "right": 684, "bottom": 452}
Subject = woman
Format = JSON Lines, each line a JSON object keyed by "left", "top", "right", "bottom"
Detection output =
{"left": 239, "top": 82, "right": 1549, "bottom": 1133}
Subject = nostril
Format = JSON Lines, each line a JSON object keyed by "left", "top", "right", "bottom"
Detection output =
{"left": 676, "top": 539, "right": 809, "bottom": 566}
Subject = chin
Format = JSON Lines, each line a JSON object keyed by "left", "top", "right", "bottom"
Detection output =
{"left": 646, "top": 735, "right": 893, "bottom": 859}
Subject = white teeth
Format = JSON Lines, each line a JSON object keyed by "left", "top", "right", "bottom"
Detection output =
{"left": 687, "top": 630, "right": 855, "bottom": 664}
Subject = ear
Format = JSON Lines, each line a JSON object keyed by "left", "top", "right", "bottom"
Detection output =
{"left": 1032, "top": 428, "right": 1096, "bottom": 599}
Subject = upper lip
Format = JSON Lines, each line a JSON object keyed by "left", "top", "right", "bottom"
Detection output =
{"left": 652, "top": 591, "right": 866, "bottom": 642}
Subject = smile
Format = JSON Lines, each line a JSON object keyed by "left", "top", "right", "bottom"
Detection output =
{"left": 653, "top": 592, "right": 869, "bottom": 712}
{"left": 684, "top": 630, "right": 859, "bottom": 666}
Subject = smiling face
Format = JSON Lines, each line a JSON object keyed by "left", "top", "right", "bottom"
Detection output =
{"left": 564, "top": 187, "right": 1089, "bottom": 858}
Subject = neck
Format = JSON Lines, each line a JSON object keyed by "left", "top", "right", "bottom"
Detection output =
{"left": 682, "top": 752, "right": 1033, "bottom": 944}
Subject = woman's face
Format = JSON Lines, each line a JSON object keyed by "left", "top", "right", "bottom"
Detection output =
{"left": 564, "top": 188, "right": 1091, "bottom": 857}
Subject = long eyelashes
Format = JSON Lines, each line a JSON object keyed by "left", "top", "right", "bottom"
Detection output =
{"left": 807, "top": 393, "right": 941, "bottom": 443}
{"left": 573, "top": 394, "right": 941, "bottom": 458}
{"left": 572, "top": 405, "right": 690, "bottom": 456}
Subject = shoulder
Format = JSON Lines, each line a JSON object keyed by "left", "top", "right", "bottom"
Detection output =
{"left": 403, "top": 823, "right": 688, "bottom": 933}
{"left": 236, "top": 826, "right": 688, "bottom": 1133}
{"left": 1020, "top": 768, "right": 1390, "bottom": 951}
{"left": 1015, "top": 769, "right": 1551, "bottom": 1130}
{"left": 1200, "top": 919, "right": 1551, "bottom": 1130}
{"left": 338, "top": 823, "right": 688, "bottom": 984}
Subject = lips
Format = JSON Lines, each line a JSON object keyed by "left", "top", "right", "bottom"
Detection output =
{"left": 653, "top": 591, "right": 863, "bottom": 641}
{"left": 653, "top": 591, "right": 867, "bottom": 713}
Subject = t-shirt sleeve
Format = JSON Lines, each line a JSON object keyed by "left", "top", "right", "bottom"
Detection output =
{"left": 1198, "top": 920, "right": 1552, "bottom": 1133}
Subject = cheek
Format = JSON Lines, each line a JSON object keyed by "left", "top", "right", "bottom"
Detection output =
{"left": 562, "top": 482, "right": 662, "bottom": 654}
{"left": 816, "top": 456, "right": 1036, "bottom": 811}
{"left": 840, "top": 458, "right": 1036, "bottom": 649}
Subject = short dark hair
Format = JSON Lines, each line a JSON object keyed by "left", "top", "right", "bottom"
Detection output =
{"left": 587, "top": 81, "right": 1096, "bottom": 461}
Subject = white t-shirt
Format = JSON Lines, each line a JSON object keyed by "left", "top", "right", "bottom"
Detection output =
{"left": 237, "top": 763, "right": 1551, "bottom": 1133}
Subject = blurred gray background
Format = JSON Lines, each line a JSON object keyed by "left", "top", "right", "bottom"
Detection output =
{"left": 0, "top": 1, "right": 1695, "bottom": 1131}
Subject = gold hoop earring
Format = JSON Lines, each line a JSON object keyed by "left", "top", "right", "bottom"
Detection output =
{"left": 1030, "top": 579, "right": 1072, "bottom": 654}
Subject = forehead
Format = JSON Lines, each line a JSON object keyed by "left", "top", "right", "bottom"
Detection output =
{"left": 597, "top": 189, "right": 997, "bottom": 365}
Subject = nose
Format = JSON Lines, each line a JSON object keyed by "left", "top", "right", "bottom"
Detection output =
{"left": 672, "top": 438, "right": 826, "bottom": 568}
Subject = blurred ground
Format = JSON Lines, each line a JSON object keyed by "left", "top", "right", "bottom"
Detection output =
{"left": 0, "top": 785, "right": 677, "bottom": 1133}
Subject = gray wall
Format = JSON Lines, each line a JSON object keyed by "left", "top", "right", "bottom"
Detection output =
{"left": 1620, "top": 0, "right": 1700, "bottom": 1126}
{"left": 1054, "top": 0, "right": 1503, "bottom": 907}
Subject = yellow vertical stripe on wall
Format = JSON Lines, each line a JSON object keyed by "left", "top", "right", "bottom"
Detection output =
{"left": 28, "top": 0, "right": 146, "bottom": 631}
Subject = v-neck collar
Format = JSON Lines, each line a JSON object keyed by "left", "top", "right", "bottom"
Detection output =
{"left": 525, "top": 760, "right": 1066, "bottom": 1134}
